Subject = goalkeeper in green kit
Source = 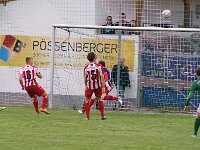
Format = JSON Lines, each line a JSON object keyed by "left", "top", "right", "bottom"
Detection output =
{"left": 183, "top": 67, "right": 200, "bottom": 138}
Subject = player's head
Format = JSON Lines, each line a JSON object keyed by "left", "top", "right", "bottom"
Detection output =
{"left": 87, "top": 52, "right": 96, "bottom": 62}
{"left": 196, "top": 67, "right": 200, "bottom": 77}
{"left": 99, "top": 61, "right": 105, "bottom": 67}
{"left": 26, "top": 57, "right": 33, "bottom": 65}
{"left": 120, "top": 56, "right": 125, "bottom": 65}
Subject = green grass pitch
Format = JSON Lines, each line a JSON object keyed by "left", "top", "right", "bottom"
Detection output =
{"left": 0, "top": 106, "right": 199, "bottom": 150}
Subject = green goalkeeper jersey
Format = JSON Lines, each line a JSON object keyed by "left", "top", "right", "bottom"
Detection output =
{"left": 185, "top": 78, "right": 200, "bottom": 106}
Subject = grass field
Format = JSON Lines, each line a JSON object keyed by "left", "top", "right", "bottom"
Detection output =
{"left": 0, "top": 106, "right": 199, "bottom": 150}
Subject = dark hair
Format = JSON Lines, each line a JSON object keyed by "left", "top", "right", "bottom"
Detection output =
{"left": 87, "top": 52, "right": 96, "bottom": 62}
{"left": 107, "top": 16, "right": 112, "bottom": 20}
{"left": 122, "top": 12, "right": 125, "bottom": 16}
{"left": 196, "top": 67, "right": 200, "bottom": 76}
{"left": 99, "top": 61, "right": 105, "bottom": 67}
{"left": 26, "top": 57, "right": 33, "bottom": 63}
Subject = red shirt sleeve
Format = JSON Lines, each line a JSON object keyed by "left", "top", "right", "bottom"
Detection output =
{"left": 104, "top": 72, "right": 109, "bottom": 82}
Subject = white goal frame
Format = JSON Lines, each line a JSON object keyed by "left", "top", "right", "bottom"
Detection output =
{"left": 49, "top": 24, "right": 200, "bottom": 108}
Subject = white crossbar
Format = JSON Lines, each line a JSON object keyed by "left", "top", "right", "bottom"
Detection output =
{"left": 52, "top": 24, "right": 200, "bottom": 32}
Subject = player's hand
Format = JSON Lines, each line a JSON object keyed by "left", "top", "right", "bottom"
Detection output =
{"left": 102, "top": 87, "right": 105, "bottom": 93}
{"left": 107, "top": 86, "right": 112, "bottom": 92}
{"left": 22, "top": 86, "right": 25, "bottom": 90}
{"left": 183, "top": 106, "right": 187, "bottom": 112}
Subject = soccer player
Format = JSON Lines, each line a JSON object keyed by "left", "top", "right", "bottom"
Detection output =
{"left": 84, "top": 52, "right": 105, "bottom": 120}
{"left": 79, "top": 61, "right": 122, "bottom": 114}
{"left": 183, "top": 67, "right": 200, "bottom": 137}
{"left": 19, "top": 57, "right": 49, "bottom": 114}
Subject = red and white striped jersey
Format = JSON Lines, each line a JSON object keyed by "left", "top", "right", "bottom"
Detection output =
{"left": 84, "top": 63, "right": 103, "bottom": 90}
{"left": 19, "top": 65, "right": 41, "bottom": 88}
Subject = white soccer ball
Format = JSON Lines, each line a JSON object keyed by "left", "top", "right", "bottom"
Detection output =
{"left": 162, "top": 10, "right": 172, "bottom": 18}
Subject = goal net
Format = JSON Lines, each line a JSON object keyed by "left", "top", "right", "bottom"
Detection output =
{"left": 50, "top": 25, "right": 139, "bottom": 110}
{"left": 50, "top": 25, "right": 200, "bottom": 112}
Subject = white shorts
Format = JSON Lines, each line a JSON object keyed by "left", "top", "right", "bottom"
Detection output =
{"left": 197, "top": 104, "right": 200, "bottom": 113}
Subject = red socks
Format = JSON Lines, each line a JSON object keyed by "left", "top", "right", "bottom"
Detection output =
{"left": 41, "top": 96, "right": 48, "bottom": 109}
{"left": 33, "top": 99, "right": 39, "bottom": 114}
{"left": 103, "top": 95, "right": 118, "bottom": 101}
{"left": 98, "top": 100, "right": 104, "bottom": 118}
{"left": 83, "top": 99, "right": 104, "bottom": 118}
{"left": 82, "top": 99, "right": 95, "bottom": 113}
{"left": 89, "top": 99, "right": 95, "bottom": 107}
{"left": 85, "top": 101, "right": 90, "bottom": 119}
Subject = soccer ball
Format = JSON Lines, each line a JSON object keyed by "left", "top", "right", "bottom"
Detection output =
{"left": 162, "top": 10, "right": 172, "bottom": 18}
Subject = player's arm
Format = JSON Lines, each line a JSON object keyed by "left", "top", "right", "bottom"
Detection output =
{"left": 104, "top": 72, "right": 112, "bottom": 91}
{"left": 100, "top": 67, "right": 105, "bottom": 88}
{"left": 184, "top": 91, "right": 195, "bottom": 108}
{"left": 184, "top": 82, "right": 196, "bottom": 111}
{"left": 37, "top": 74, "right": 42, "bottom": 79}
{"left": 18, "top": 73, "right": 25, "bottom": 90}
{"left": 35, "top": 67, "right": 42, "bottom": 79}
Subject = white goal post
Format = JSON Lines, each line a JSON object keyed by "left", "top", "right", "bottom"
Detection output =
{"left": 49, "top": 24, "right": 200, "bottom": 110}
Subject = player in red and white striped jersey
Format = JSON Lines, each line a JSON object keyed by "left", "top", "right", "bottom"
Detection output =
{"left": 84, "top": 52, "right": 105, "bottom": 120}
{"left": 79, "top": 61, "right": 122, "bottom": 115}
{"left": 84, "top": 63, "right": 102, "bottom": 90}
{"left": 19, "top": 57, "right": 49, "bottom": 114}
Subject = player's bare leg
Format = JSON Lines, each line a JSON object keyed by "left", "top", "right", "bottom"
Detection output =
{"left": 40, "top": 92, "right": 50, "bottom": 114}
{"left": 32, "top": 95, "right": 39, "bottom": 114}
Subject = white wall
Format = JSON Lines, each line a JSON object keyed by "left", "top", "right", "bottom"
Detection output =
{"left": 0, "top": 0, "right": 96, "bottom": 36}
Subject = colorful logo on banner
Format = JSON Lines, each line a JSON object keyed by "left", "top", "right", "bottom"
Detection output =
{"left": 0, "top": 35, "right": 25, "bottom": 62}
{"left": 141, "top": 52, "right": 200, "bottom": 81}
